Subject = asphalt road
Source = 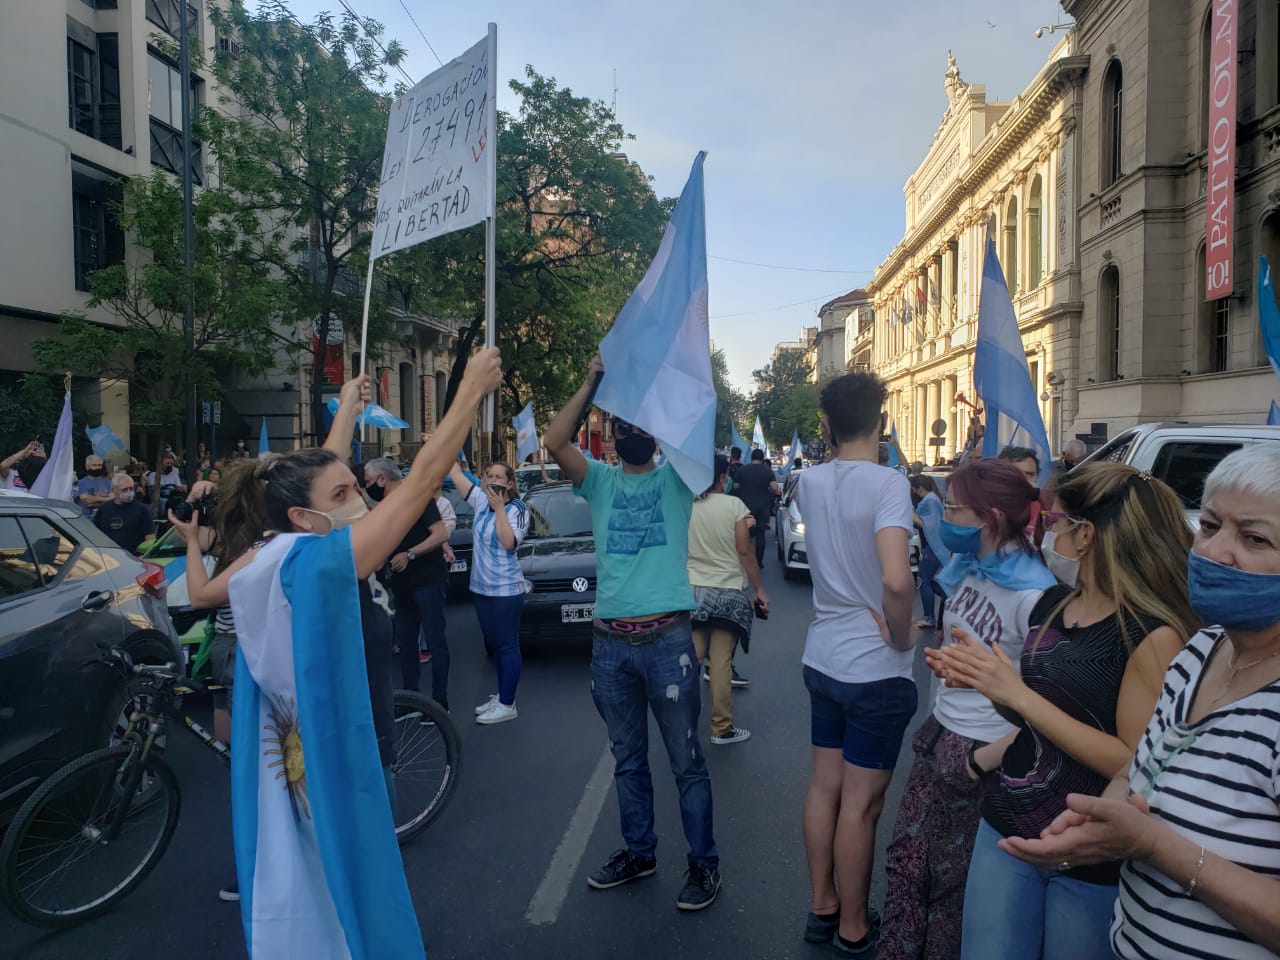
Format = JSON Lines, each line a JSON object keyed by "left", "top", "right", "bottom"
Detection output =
{"left": 3, "top": 531, "right": 935, "bottom": 960}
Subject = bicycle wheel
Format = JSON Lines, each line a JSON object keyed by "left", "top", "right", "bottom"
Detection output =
{"left": 390, "top": 690, "right": 461, "bottom": 843}
{"left": 0, "top": 746, "right": 180, "bottom": 927}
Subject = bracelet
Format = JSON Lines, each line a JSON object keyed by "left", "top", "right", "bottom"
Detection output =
{"left": 1186, "top": 845, "right": 1206, "bottom": 896}
{"left": 967, "top": 745, "right": 985, "bottom": 779}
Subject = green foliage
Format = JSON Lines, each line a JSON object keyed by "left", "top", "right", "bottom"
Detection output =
{"left": 0, "top": 374, "right": 70, "bottom": 463}
{"left": 32, "top": 174, "right": 282, "bottom": 428}
{"left": 381, "top": 67, "right": 672, "bottom": 436}
{"left": 712, "top": 349, "right": 749, "bottom": 448}
{"left": 751, "top": 350, "right": 818, "bottom": 449}
{"left": 204, "top": 0, "right": 404, "bottom": 439}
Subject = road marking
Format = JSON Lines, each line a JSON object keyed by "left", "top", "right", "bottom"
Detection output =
{"left": 524, "top": 744, "right": 615, "bottom": 926}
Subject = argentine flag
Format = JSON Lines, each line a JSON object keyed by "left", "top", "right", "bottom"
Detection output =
{"left": 596, "top": 152, "right": 715, "bottom": 494}
{"left": 30, "top": 388, "right": 74, "bottom": 502}
{"left": 752, "top": 416, "right": 766, "bottom": 452}
{"left": 975, "top": 233, "right": 1052, "bottom": 484}
{"left": 513, "top": 402, "right": 539, "bottom": 464}
{"left": 229, "top": 531, "right": 425, "bottom": 960}
{"left": 730, "top": 421, "right": 747, "bottom": 456}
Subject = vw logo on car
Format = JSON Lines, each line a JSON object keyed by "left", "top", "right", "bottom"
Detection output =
{"left": 572, "top": 577, "right": 589, "bottom": 593}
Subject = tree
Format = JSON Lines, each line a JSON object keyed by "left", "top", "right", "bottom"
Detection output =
{"left": 751, "top": 350, "right": 818, "bottom": 449}
{"left": 712, "top": 349, "right": 749, "bottom": 448}
{"left": 32, "top": 174, "right": 282, "bottom": 432}
{"left": 384, "top": 68, "right": 672, "bottom": 447}
{"left": 204, "top": 0, "right": 404, "bottom": 440}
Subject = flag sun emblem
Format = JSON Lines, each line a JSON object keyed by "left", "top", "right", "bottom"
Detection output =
{"left": 264, "top": 696, "right": 310, "bottom": 822}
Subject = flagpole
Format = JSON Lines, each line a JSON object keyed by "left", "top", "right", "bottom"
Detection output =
{"left": 356, "top": 252, "right": 376, "bottom": 448}
{"left": 481, "top": 22, "right": 498, "bottom": 461}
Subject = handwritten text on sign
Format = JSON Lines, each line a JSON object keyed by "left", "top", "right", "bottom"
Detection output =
{"left": 373, "top": 33, "right": 495, "bottom": 260}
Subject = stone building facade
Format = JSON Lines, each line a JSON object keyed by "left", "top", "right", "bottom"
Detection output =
{"left": 1064, "top": 0, "right": 1280, "bottom": 439}
{"left": 868, "top": 42, "right": 1088, "bottom": 463}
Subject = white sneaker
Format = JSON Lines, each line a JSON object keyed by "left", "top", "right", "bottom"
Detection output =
{"left": 710, "top": 727, "right": 751, "bottom": 745}
{"left": 476, "top": 701, "right": 518, "bottom": 725}
{"left": 474, "top": 694, "right": 499, "bottom": 716}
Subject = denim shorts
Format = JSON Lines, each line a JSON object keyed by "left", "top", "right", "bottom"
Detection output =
{"left": 803, "top": 665, "right": 918, "bottom": 769}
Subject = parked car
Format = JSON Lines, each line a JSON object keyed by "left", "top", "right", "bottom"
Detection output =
{"left": 0, "top": 496, "right": 181, "bottom": 823}
{"left": 1076, "top": 422, "right": 1280, "bottom": 526}
{"left": 517, "top": 482, "right": 596, "bottom": 645}
{"left": 775, "top": 479, "right": 808, "bottom": 580}
{"left": 440, "top": 484, "right": 475, "bottom": 598}
{"left": 515, "top": 463, "right": 562, "bottom": 495}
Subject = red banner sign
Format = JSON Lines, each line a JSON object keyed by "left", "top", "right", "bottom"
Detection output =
{"left": 1205, "top": 0, "right": 1237, "bottom": 300}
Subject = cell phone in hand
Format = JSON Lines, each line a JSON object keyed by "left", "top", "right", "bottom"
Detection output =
{"left": 753, "top": 598, "right": 769, "bottom": 620}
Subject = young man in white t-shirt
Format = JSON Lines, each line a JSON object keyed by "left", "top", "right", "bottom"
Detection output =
{"left": 795, "top": 371, "right": 917, "bottom": 957}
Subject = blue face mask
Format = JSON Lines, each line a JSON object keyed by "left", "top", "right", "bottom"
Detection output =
{"left": 1187, "top": 550, "right": 1280, "bottom": 632}
{"left": 940, "top": 519, "right": 983, "bottom": 556}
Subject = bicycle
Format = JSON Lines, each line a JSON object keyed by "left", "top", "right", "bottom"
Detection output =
{"left": 0, "top": 646, "right": 461, "bottom": 928}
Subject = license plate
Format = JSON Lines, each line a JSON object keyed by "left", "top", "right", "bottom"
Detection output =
{"left": 450, "top": 560, "right": 468, "bottom": 573}
{"left": 561, "top": 603, "right": 594, "bottom": 623}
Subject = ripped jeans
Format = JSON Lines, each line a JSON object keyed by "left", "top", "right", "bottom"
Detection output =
{"left": 590, "top": 616, "right": 718, "bottom": 869}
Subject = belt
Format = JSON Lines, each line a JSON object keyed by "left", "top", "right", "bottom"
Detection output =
{"left": 592, "top": 612, "right": 690, "bottom": 645}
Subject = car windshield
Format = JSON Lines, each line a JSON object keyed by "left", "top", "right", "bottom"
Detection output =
{"left": 526, "top": 487, "right": 593, "bottom": 538}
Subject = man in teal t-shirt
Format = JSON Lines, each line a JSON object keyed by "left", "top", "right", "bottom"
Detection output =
{"left": 546, "top": 355, "right": 720, "bottom": 914}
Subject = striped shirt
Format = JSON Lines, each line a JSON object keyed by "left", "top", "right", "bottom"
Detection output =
{"left": 466, "top": 486, "right": 528, "bottom": 597}
{"left": 1112, "top": 628, "right": 1280, "bottom": 960}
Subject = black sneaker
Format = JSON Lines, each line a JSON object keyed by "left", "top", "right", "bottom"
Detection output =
{"left": 730, "top": 668, "right": 750, "bottom": 688}
{"left": 803, "top": 910, "right": 839, "bottom": 943}
{"left": 587, "top": 849, "right": 657, "bottom": 890}
{"left": 676, "top": 862, "right": 721, "bottom": 911}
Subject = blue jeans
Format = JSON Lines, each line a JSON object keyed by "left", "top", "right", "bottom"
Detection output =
{"left": 918, "top": 546, "right": 942, "bottom": 624}
{"left": 473, "top": 592, "right": 525, "bottom": 706}
{"left": 961, "top": 819, "right": 1118, "bottom": 960}
{"left": 590, "top": 619, "right": 718, "bottom": 869}
{"left": 394, "top": 583, "right": 450, "bottom": 704}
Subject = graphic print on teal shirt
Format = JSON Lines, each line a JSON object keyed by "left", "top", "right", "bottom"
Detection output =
{"left": 607, "top": 487, "right": 667, "bottom": 555}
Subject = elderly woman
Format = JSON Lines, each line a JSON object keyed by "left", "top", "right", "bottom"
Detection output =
{"left": 999, "top": 444, "right": 1280, "bottom": 959}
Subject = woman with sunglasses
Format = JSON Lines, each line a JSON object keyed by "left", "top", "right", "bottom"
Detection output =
{"left": 877, "top": 459, "right": 1055, "bottom": 960}
{"left": 449, "top": 458, "right": 530, "bottom": 725}
{"left": 996, "top": 446, "right": 1280, "bottom": 959}
{"left": 935, "top": 463, "right": 1199, "bottom": 959}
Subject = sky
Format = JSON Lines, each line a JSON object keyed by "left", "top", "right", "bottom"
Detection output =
{"left": 285, "top": 0, "right": 1072, "bottom": 390}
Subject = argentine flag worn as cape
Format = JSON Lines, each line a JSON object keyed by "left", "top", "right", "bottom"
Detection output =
{"left": 228, "top": 531, "right": 425, "bottom": 960}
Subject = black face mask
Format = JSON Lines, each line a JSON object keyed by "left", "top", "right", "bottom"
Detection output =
{"left": 615, "top": 433, "right": 657, "bottom": 465}
{"left": 87, "top": 468, "right": 105, "bottom": 477}
{"left": 366, "top": 480, "right": 386, "bottom": 502}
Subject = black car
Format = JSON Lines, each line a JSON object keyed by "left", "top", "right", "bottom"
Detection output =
{"left": 517, "top": 482, "right": 596, "bottom": 645}
{"left": 0, "top": 496, "right": 182, "bottom": 823}
{"left": 440, "top": 484, "right": 474, "bottom": 597}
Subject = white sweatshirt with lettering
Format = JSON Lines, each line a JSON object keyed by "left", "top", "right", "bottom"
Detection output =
{"left": 932, "top": 573, "right": 1046, "bottom": 743}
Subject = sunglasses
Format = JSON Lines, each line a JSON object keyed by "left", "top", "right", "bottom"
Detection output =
{"left": 1041, "top": 510, "right": 1082, "bottom": 528}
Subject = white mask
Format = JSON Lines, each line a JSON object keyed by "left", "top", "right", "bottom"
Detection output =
{"left": 118, "top": 491, "right": 135, "bottom": 503}
{"left": 1041, "top": 529, "right": 1080, "bottom": 587}
{"left": 301, "top": 497, "right": 369, "bottom": 532}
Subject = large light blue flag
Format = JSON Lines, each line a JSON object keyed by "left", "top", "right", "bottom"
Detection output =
{"left": 752, "top": 416, "right": 766, "bottom": 451}
{"left": 730, "top": 421, "right": 747, "bottom": 456}
{"left": 229, "top": 531, "right": 425, "bottom": 960}
{"left": 31, "top": 389, "right": 74, "bottom": 501}
{"left": 512, "top": 402, "right": 539, "bottom": 463}
{"left": 1261, "top": 256, "right": 1280, "bottom": 378}
{"left": 976, "top": 233, "right": 1052, "bottom": 483}
{"left": 258, "top": 417, "right": 270, "bottom": 456}
{"left": 596, "top": 152, "right": 715, "bottom": 493}
{"left": 1269, "top": 401, "right": 1280, "bottom": 426}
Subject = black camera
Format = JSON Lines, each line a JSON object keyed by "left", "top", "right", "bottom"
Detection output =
{"left": 168, "top": 492, "right": 217, "bottom": 526}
